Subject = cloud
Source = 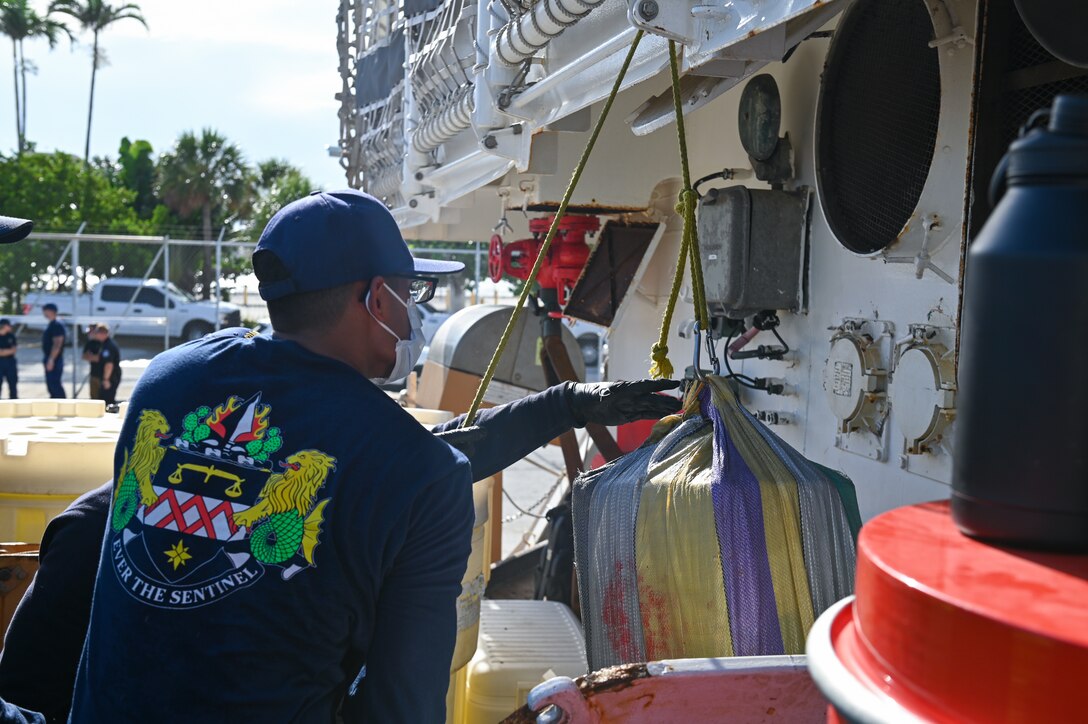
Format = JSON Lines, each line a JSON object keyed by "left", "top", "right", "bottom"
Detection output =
{"left": 107, "top": 0, "right": 335, "bottom": 57}
{"left": 245, "top": 69, "right": 341, "bottom": 117}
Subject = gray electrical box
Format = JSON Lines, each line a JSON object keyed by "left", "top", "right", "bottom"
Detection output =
{"left": 697, "top": 186, "right": 810, "bottom": 319}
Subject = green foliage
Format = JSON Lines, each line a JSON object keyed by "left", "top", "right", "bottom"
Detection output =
{"left": 157, "top": 128, "right": 255, "bottom": 297}
{"left": 157, "top": 128, "right": 253, "bottom": 232}
{"left": 118, "top": 137, "right": 156, "bottom": 217}
{"left": 0, "top": 150, "right": 146, "bottom": 231}
{"left": 50, "top": 1, "right": 149, "bottom": 163}
{"left": 49, "top": 0, "right": 147, "bottom": 35}
{"left": 243, "top": 159, "right": 317, "bottom": 241}
{"left": 256, "top": 159, "right": 295, "bottom": 188}
{"left": 0, "top": 149, "right": 159, "bottom": 311}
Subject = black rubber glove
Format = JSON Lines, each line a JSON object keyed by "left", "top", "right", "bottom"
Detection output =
{"left": 568, "top": 379, "right": 682, "bottom": 427}
{"left": 434, "top": 425, "right": 488, "bottom": 459}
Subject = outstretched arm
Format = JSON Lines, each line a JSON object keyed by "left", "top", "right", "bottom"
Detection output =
{"left": 432, "top": 380, "right": 680, "bottom": 480}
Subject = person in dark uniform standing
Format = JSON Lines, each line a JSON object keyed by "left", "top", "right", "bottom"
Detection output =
{"left": 0, "top": 318, "right": 17, "bottom": 399}
{"left": 0, "top": 216, "right": 33, "bottom": 399}
{"left": 93, "top": 324, "right": 121, "bottom": 405}
{"left": 41, "top": 304, "right": 66, "bottom": 399}
{"left": 81, "top": 324, "right": 102, "bottom": 400}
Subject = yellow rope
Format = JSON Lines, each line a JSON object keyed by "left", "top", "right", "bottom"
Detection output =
{"left": 462, "top": 30, "right": 645, "bottom": 427}
{"left": 648, "top": 41, "right": 711, "bottom": 379}
{"left": 648, "top": 228, "right": 689, "bottom": 380}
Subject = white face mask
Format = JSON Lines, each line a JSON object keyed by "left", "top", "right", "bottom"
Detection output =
{"left": 367, "top": 285, "right": 425, "bottom": 384}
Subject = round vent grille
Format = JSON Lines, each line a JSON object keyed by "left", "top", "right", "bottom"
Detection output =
{"left": 816, "top": 0, "right": 942, "bottom": 254}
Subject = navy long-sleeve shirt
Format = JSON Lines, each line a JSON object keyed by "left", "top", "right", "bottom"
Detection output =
{"left": 67, "top": 331, "right": 475, "bottom": 722}
{"left": 0, "top": 486, "right": 110, "bottom": 723}
{"left": 0, "top": 329, "right": 580, "bottom": 723}
{"left": 432, "top": 382, "right": 579, "bottom": 481}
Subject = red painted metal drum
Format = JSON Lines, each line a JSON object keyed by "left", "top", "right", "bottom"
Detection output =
{"left": 808, "top": 501, "right": 1088, "bottom": 723}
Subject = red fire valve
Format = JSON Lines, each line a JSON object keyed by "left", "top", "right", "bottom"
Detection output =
{"left": 487, "top": 213, "right": 599, "bottom": 307}
{"left": 488, "top": 234, "right": 505, "bottom": 283}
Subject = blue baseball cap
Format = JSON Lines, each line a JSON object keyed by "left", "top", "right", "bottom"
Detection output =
{"left": 42, "top": 303, "right": 58, "bottom": 312}
{"left": 254, "top": 189, "right": 463, "bottom": 301}
{"left": 0, "top": 215, "right": 33, "bottom": 245}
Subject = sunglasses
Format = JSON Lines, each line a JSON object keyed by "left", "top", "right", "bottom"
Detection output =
{"left": 405, "top": 276, "right": 438, "bottom": 304}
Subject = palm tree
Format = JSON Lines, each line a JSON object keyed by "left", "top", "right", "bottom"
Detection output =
{"left": 0, "top": 0, "right": 70, "bottom": 153}
{"left": 49, "top": 0, "right": 146, "bottom": 165}
{"left": 158, "top": 129, "right": 254, "bottom": 299}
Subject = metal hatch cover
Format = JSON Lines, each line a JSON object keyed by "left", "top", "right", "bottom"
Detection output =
{"left": 826, "top": 337, "right": 869, "bottom": 429}
{"left": 564, "top": 220, "right": 662, "bottom": 327}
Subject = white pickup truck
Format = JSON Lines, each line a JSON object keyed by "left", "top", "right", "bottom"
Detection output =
{"left": 20, "top": 278, "right": 242, "bottom": 341}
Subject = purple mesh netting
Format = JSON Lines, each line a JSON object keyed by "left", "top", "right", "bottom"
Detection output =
{"left": 701, "top": 387, "right": 785, "bottom": 656}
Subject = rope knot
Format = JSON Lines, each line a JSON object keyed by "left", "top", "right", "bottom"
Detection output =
{"left": 674, "top": 188, "right": 697, "bottom": 217}
{"left": 649, "top": 343, "right": 674, "bottom": 380}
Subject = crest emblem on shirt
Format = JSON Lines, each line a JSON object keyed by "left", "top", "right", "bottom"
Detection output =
{"left": 108, "top": 395, "right": 335, "bottom": 609}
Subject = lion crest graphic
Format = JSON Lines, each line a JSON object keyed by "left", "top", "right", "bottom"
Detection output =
{"left": 106, "top": 396, "right": 340, "bottom": 609}
{"left": 233, "top": 450, "right": 336, "bottom": 565}
{"left": 112, "top": 409, "right": 171, "bottom": 530}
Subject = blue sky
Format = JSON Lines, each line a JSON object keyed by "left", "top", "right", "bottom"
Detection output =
{"left": 2, "top": 0, "right": 346, "bottom": 189}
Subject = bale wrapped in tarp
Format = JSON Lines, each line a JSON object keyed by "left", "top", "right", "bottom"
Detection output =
{"left": 573, "top": 376, "right": 860, "bottom": 670}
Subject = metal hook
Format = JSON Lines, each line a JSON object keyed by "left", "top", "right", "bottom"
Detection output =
{"left": 692, "top": 322, "right": 706, "bottom": 380}
{"left": 705, "top": 326, "right": 721, "bottom": 375}
{"left": 492, "top": 212, "right": 513, "bottom": 236}
{"left": 493, "top": 189, "right": 514, "bottom": 236}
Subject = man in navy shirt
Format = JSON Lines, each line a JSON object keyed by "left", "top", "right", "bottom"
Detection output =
{"left": 66, "top": 190, "right": 678, "bottom": 722}
{"left": 92, "top": 323, "right": 122, "bottom": 405}
{"left": 0, "top": 318, "right": 16, "bottom": 399}
{"left": 81, "top": 324, "right": 103, "bottom": 400}
{"left": 40, "top": 304, "right": 65, "bottom": 398}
